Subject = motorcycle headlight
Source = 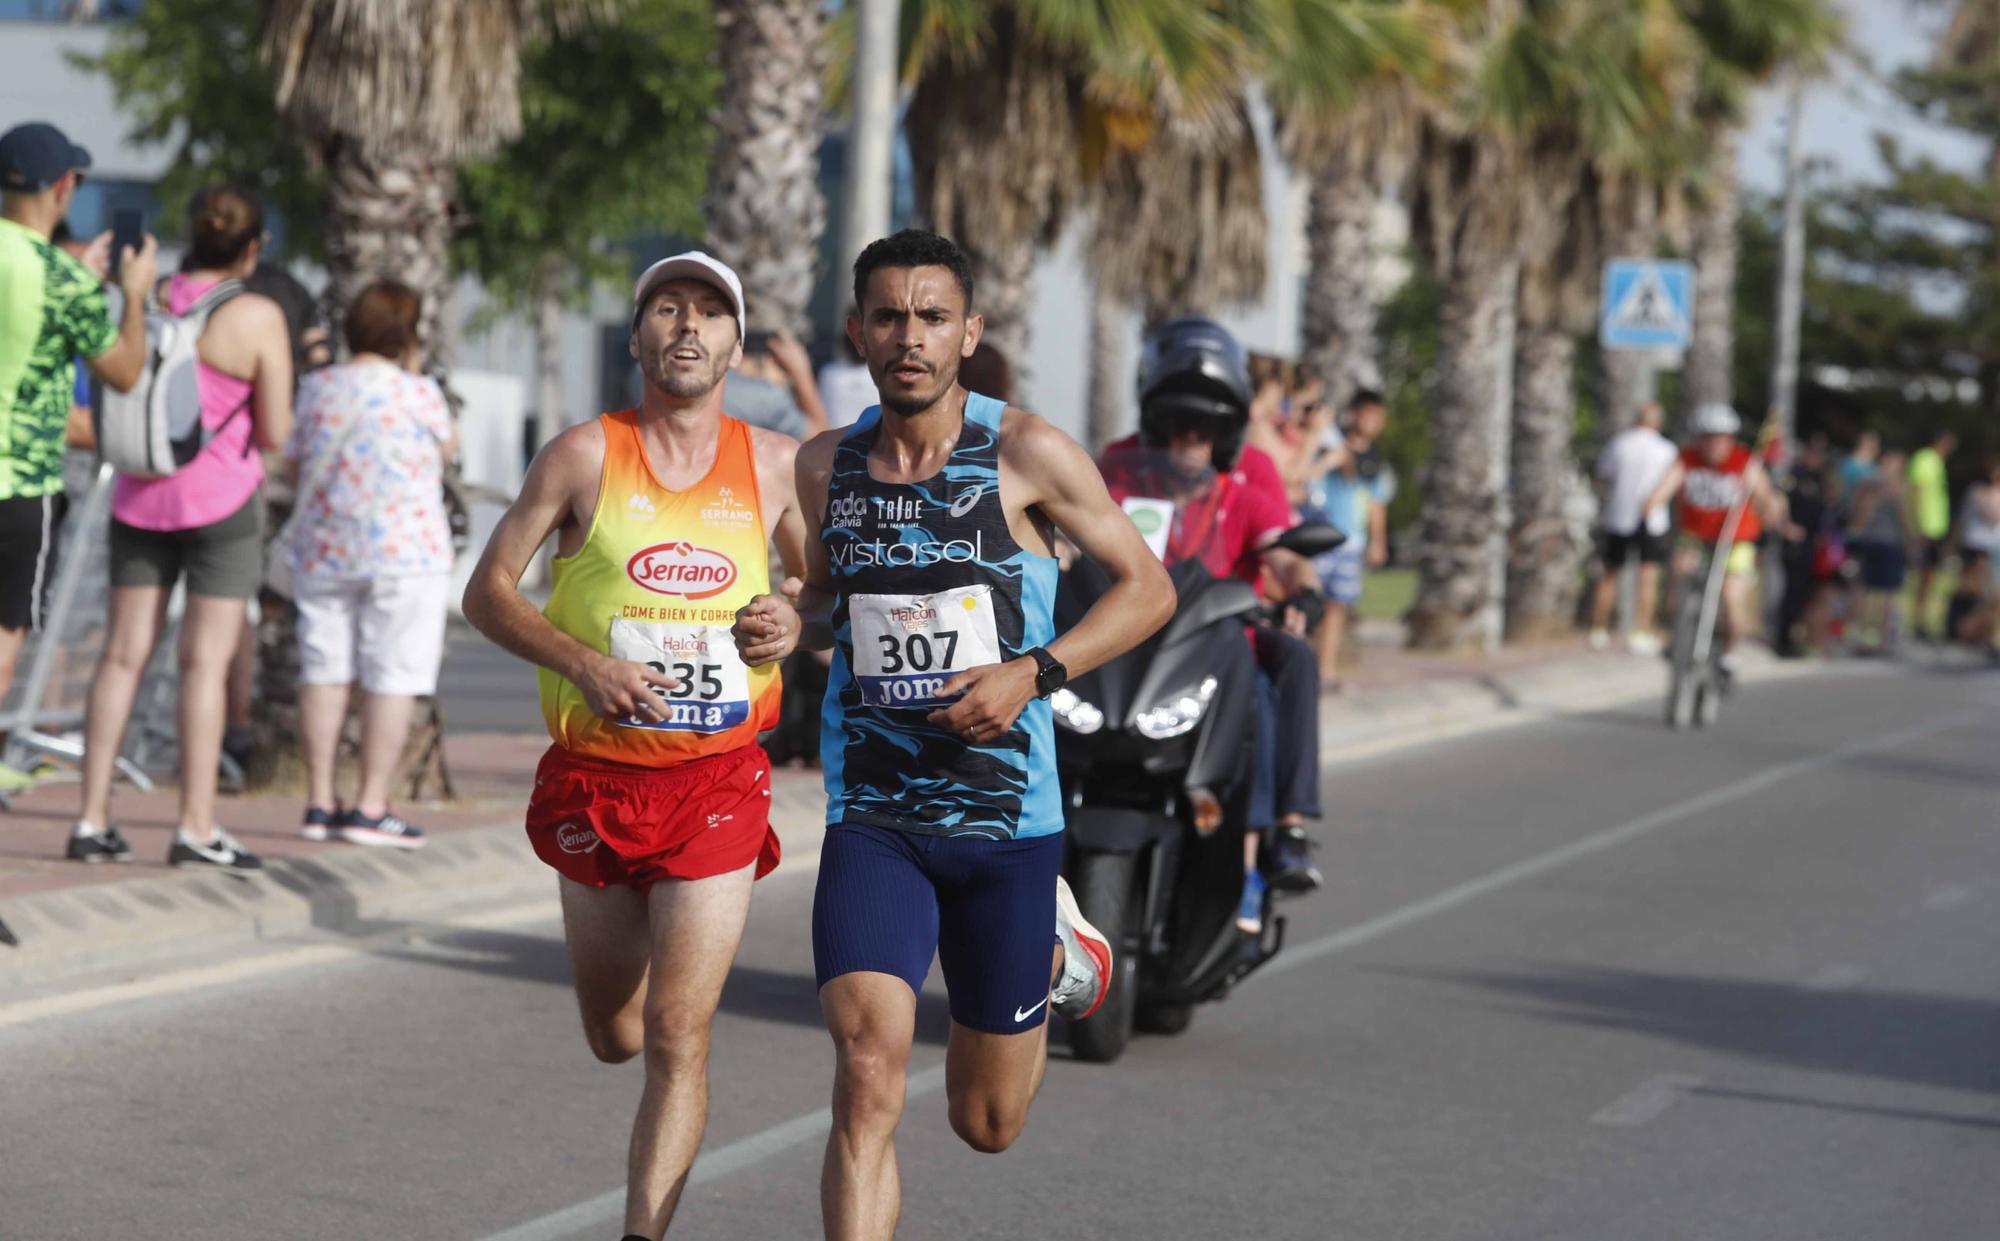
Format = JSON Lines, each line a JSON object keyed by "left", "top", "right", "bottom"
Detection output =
{"left": 1050, "top": 687, "right": 1104, "bottom": 735}
{"left": 1134, "top": 676, "right": 1219, "bottom": 740}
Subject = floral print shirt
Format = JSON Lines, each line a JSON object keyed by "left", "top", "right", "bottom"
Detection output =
{"left": 286, "top": 361, "right": 453, "bottom": 580}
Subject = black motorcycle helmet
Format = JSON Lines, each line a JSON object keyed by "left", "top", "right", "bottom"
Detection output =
{"left": 1136, "top": 316, "right": 1253, "bottom": 471}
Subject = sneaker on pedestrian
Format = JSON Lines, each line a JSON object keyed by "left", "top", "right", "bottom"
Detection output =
{"left": 336, "top": 808, "right": 427, "bottom": 850}
{"left": 168, "top": 826, "right": 263, "bottom": 875}
{"left": 1050, "top": 874, "right": 1113, "bottom": 1021}
{"left": 66, "top": 821, "right": 135, "bottom": 864}
{"left": 1265, "top": 824, "right": 1324, "bottom": 894}
{"left": 0, "top": 761, "right": 37, "bottom": 793}
{"left": 1236, "top": 868, "right": 1267, "bottom": 935}
{"left": 1626, "top": 630, "right": 1663, "bottom": 657}
{"left": 1588, "top": 627, "right": 1611, "bottom": 651}
{"left": 300, "top": 805, "right": 337, "bottom": 842}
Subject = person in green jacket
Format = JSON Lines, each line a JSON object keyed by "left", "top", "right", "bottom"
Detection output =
{"left": 1908, "top": 430, "right": 1956, "bottom": 639}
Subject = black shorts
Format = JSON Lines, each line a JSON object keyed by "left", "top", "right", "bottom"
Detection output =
{"left": 1599, "top": 528, "right": 1666, "bottom": 569}
{"left": 1922, "top": 537, "right": 1950, "bottom": 571}
{"left": 0, "top": 492, "right": 69, "bottom": 632}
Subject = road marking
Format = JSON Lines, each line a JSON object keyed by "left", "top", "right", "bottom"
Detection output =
{"left": 1590, "top": 1074, "right": 1704, "bottom": 1127}
{"left": 0, "top": 899, "right": 561, "bottom": 1030}
{"left": 1925, "top": 884, "right": 1974, "bottom": 912}
{"left": 1803, "top": 963, "right": 1867, "bottom": 992}
{"left": 1265, "top": 710, "right": 1977, "bottom": 980}
{"left": 476, "top": 1064, "right": 950, "bottom": 1241}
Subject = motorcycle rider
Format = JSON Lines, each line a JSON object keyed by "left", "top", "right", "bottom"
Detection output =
{"left": 1096, "top": 318, "right": 1325, "bottom": 931}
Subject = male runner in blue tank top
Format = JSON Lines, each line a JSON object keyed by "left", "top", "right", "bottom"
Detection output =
{"left": 734, "top": 230, "right": 1173, "bottom": 1239}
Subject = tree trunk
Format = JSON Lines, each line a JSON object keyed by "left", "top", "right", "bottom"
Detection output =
{"left": 1682, "top": 128, "right": 1740, "bottom": 417}
{"left": 1595, "top": 192, "right": 1659, "bottom": 442}
{"left": 1300, "top": 161, "right": 1380, "bottom": 411}
{"left": 1085, "top": 283, "right": 1129, "bottom": 450}
{"left": 322, "top": 141, "right": 455, "bottom": 369}
{"left": 969, "top": 236, "right": 1036, "bottom": 382}
{"left": 709, "top": 0, "right": 828, "bottom": 338}
{"left": 532, "top": 256, "right": 565, "bottom": 451}
{"left": 1505, "top": 320, "right": 1585, "bottom": 642}
{"left": 1408, "top": 246, "right": 1514, "bottom": 652}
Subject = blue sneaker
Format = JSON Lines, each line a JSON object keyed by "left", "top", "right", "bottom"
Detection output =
{"left": 1236, "top": 868, "right": 1268, "bottom": 935}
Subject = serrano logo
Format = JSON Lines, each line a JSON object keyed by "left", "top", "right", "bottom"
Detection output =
{"left": 554, "top": 822, "right": 600, "bottom": 854}
{"left": 627, "top": 542, "right": 738, "bottom": 599}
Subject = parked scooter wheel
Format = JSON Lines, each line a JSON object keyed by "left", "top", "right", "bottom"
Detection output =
{"left": 1065, "top": 850, "right": 1140, "bottom": 1064}
{"left": 1134, "top": 1002, "right": 1195, "bottom": 1035}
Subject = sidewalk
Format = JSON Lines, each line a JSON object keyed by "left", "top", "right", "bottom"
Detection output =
{"left": 0, "top": 637, "right": 1732, "bottom": 989}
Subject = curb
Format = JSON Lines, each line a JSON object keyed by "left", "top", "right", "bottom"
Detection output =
{"left": 0, "top": 649, "right": 1788, "bottom": 992}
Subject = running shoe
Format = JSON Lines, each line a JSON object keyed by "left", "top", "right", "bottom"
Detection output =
{"left": 1265, "top": 824, "right": 1324, "bottom": 894}
{"left": 1627, "top": 631, "right": 1663, "bottom": 657}
{"left": 1236, "top": 868, "right": 1267, "bottom": 934}
{"left": 336, "top": 809, "right": 427, "bottom": 850}
{"left": 1588, "top": 627, "right": 1611, "bottom": 651}
{"left": 300, "top": 805, "right": 337, "bottom": 842}
{"left": 168, "top": 827, "right": 264, "bottom": 875}
{"left": 66, "top": 823, "right": 135, "bottom": 864}
{"left": 1050, "top": 875, "right": 1113, "bottom": 1021}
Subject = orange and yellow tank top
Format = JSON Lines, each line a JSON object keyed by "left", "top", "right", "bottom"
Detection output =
{"left": 539, "top": 410, "right": 781, "bottom": 766}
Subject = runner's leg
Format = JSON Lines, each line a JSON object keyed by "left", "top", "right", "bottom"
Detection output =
{"left": 821, "top": 972, "right": 917, "bottom": 1241}
{"left": 559, "top": 876, "right": 651, "bottom": 1064}
{"left": 623, "top": 863, "right": 757, "bottom": 1239}
{"left": 941, "top": 948, "right": 1060, "bottom": 1154}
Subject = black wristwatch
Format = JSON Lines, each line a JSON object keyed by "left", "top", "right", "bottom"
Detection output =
{"left": 1024, "top": 646, "right": 1067, "bottom": 698}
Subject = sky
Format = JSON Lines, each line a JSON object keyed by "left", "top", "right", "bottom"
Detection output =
{"left": 1740, "top": 0, "right": 1986, "bottom": 195}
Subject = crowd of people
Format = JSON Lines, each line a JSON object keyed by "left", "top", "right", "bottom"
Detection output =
{"left": 1589, "top": 404, "right": 2000, "bottom": 667}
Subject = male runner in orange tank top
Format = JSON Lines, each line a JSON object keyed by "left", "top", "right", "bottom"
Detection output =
{"left": 462, "top": 252, "right": 808, "bottom": 1241}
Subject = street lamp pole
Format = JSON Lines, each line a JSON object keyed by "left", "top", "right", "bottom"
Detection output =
{"left": 838, "top": 0, "right": 901, "bottom": 336}
{"left": 1769, "top": 70, "right": 1808, "bottom": 461}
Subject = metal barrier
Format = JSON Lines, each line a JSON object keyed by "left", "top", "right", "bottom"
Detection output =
{"left": 0, "top": 458, "right": 182, "bottom": 804}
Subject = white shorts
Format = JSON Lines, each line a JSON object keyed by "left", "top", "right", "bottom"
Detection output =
{"left": 294, "top": 573, "right": 451, "bottom": 695}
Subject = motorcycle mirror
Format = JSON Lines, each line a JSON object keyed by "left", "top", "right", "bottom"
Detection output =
{"left": 1273, "top": 522, "right": 1346, "bottom": 558}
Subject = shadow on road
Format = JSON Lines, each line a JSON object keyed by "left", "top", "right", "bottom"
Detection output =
{"left": 360, "top": 924, "right": 955, "bottom": 1046}
{"left": 1413, "top": 963, "right": 2000, "bottom": 1097}
{"left": 1688, "top": 1084, "right": 2000, "bottom": 1133}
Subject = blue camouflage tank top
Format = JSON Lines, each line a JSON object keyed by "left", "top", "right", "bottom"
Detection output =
{"left": 819, "top": 391, "right": 1063, "bottom": 839}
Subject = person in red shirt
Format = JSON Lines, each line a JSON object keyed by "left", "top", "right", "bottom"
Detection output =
{"left": 1643, "top": 403, "right": 1785, "bottom": 671}
{"left": 1096, "top": 318, "right": 1325, "bottom": 927}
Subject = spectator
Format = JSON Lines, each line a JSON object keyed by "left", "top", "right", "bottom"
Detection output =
{"left": 71, "top": 185, "right": 293, "bottom": 868}
{"left": 957, "top": 339, "right": 1014, "bottom": 404}
{"left": 1300, "top": 388, "right": 1395, "bottom": 687}
{"left": 1948, "top": 460, "right": 2000, "bottom": 653}
{"left": 1, "top": 122, "right": 157, "bottom": 794}
{"left": 1847, "top": 449, "right": 1912, "bottom": 654}
{"left": 1774, "top": 435, "right": 1834, "bottom": 658}
{"left": 726, "top": 326, "right": 827, "bottom": 438}
{"left": 1907, "top": 429, "right": 1955, "bottom": 639}
{"left": 1834, "top": 428, "right": 1881, "bottom": 517}
{"left": 286, "top": 280, "right": 457, "bottom": 849}
{"left": 1587, "top": 400, "right": 1679, "bottom": 654}
{"left": 244, "top": 260, "right": 333, "bottom": 377}
{"left": 817, "top": 333, "right": 876, "bottom": 427}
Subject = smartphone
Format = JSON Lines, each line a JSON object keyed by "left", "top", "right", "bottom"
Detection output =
{"left": 109, "top": 208, "right": 144, "bottom": 280}
{"left": 743, "top": 329, "right": 774, "bottom": 357}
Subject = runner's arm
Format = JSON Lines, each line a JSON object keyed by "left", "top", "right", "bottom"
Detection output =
{"left": 734, "top": 430, "right": 812, "bottom": 666}
{"left": 461, "top": 425, "right": 674, "bottom": 720}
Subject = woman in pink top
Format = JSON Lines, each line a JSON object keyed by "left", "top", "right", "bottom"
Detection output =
{"left": 69, "top": 186, "right": 293, "bottom": 874}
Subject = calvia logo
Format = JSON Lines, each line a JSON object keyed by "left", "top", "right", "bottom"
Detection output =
{"left": 627, "top": 541, "right": 739, "bottom": 600}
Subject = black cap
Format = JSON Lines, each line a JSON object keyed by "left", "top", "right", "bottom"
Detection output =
{"left": 0, "top": 123, "right": 93, "bottom": 193}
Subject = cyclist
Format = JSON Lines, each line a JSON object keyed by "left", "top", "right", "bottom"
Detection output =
{"left": 1643, "top": 402, "right": 1785, "bottom": 678}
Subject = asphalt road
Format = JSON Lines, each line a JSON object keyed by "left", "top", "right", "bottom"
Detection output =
{"left": 4, "top": 664, "right": 1997, "bottom": 1241}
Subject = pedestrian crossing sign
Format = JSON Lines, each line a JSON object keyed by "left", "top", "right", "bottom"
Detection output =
{"left": 1600, "top": 259, "right": 1694, "bottom": 350}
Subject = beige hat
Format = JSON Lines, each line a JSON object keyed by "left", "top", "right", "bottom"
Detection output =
{"left": 632, "top": 251, "right": 745, "bottom": 341}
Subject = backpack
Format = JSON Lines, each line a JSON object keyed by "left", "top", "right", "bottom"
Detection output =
{"left": 95, "top": 279, "right": 250, "bottom": 479}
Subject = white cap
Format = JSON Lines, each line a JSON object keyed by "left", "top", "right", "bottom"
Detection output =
{"left": 631, "top": 251, "right": 745, "bottom": 342}
{"left": 1690, "top": 402, "right": 1741, "bottom": 437}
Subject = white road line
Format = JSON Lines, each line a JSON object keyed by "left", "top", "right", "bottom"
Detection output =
{"left": 0, "top": 899, "right": 560, "bottom": 1030}
{"left": 1265, "top": 710, "right": 1976, "bottom": 980}
{"left": 1590, "top": 1073, "right": 1704, "bottom": 1127}
{"left": 477, "top": 1065, "right": 950, "bottom": 1241}
{"left": 1925, "top": 884, "right": 1975, "bottom": 912}
{"left": 1803, "top": 963, "right": 1868, "bottom": 992}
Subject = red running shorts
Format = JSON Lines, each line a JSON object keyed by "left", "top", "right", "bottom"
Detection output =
{"left": 525, "top": 743, "right": 780, "bottom": 891}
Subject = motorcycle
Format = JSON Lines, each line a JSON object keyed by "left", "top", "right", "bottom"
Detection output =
{"left": 1053, "top": 514, "right": 1343, "bottom": 1063}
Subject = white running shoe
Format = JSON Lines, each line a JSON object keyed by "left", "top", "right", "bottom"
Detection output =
{"left": 1588, "top": 628, "right": 1611, "bottom": 651}
{"left": 1627, "top": 630, "right": 1663, "bottom": 657}
{"left": 1050, "top": 875, "right": 1114, "bottom": 1021}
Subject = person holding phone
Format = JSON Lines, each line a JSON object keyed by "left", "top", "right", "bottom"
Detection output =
{"left": 725, "top": 323, "right": 829, "bottom": 438}
{"left": 0, "top": 122, "right": 158, "bottom": 793}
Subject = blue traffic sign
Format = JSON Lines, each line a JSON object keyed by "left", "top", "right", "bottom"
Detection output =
{"left": 1600, "top": 259, "right": 1694, "bottom": 350}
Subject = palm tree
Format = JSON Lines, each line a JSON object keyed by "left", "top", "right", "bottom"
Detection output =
{"left": 263, "top": 0, "right": 585, "bottom": 360}
{"left": 1675, "top": 0, "right": 1843, "bottom": 422}
{"left": 708, "top": 0, "right": 829, "bottom": 335}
